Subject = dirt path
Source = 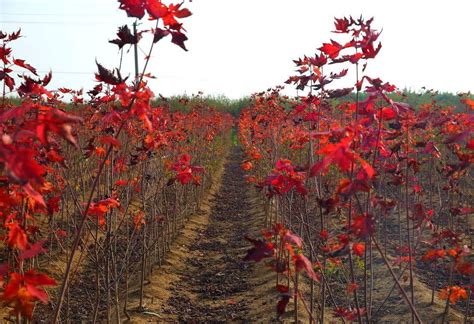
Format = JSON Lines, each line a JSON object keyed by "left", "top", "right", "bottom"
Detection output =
{"left": 163, "top": 147, "right": 255, "bottom": 321}
{"left": 126, "top": 147, "right": 276, "bottom": 322}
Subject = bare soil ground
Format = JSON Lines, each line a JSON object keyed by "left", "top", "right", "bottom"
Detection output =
{"left": 125, "top": 147, "right": 279, "bottom": 322}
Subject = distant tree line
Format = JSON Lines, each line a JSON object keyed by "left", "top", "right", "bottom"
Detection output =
{"left": 7, "top": 89, "right": 472, "bottom": 116}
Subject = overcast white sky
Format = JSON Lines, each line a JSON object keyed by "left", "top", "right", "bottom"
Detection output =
{"left": 1, "top": 0, "right": 474, "bottom": 99}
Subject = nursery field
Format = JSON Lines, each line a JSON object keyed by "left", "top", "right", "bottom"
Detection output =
{"left": 0, "top": 1, "right": 473, "bottom": 323}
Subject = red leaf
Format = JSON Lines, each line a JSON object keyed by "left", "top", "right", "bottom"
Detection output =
{"left": 153, "top": 28, "right": 171, "bottom": 43}
{"left": 439, "top": 286, "right": 468, "bottom": 304}
{"left": 320, "top": 41, "right": 341, "bottom": 59}
{"left": 7, "top": 29, "right": 22, "bottom": 41}
{"left": 175, "top": 167, "right": 193, "bottom": 184}
{"left": 23, "top": 183, "right": 46, "bottom": 207}
{"left": 330, "top": 69, "right": 348, "bottom": 79}
{"left": 3, "top": 146, "right": 45, "bottom": 186}
{"left": 24, "top": 284, "right": 48, "bottom": 303}
{"left": 357, "top": 157, "right": 375, "bottom": 179}
{"left": 174, "top": 7, "right": 192, "bottom": 19}
{"left": 461, "top": 98, "right": 474, "bottom": 110}
{"left": 5, "top": 221, "right": 28, "bottom": 250}
{"left": 114, "top": 179, "right": 128, "bottom": 186}
{"left": 42, "top": 71, "right": 52, "bottom": 86}
{"left": 362, "top": 42, "right": 382, "bottom": 59}
{"left": 294, "top": 254, "right": 319, "bottom": 281}
{"left": 133, "top": 211, "right": 146, "bottom": 230}
{"left": 37, "top": 107, "right": 84, "bottom": 147}
{"left": 47, "top": 196, "right": 61, "bottom": 215}
{"left": 46, "top": 149, "right": 66, "bottom": 166}
{"left": 319, "top": 229, "right": 328, "bottom": 240}
{"left": 309, "top": 53, "right": 327, "bottom": 67}
{"left": 276, "top": 284, "right": 289, "bottom": 293}
{"left": 243, "top": 237, "right": 274, "bottom": 262}
{"left": 336, "top": 177, "right": 370, "bottom": 196}
{"left": 118, "top": 0, "right": 146, "bottom": 19}
{"left": 310, "top": 156, "right": 333, "bottom": 177}
{"left": 380, "top": 107, "right": 397, "bottom": 120}
{"left": 334, "top": 307, "right": 367, "bottom": 321}
{"left": 282, "top": 231, "right": 303, "bottom": 248}
{"left": 146, "top": 1, "right": 191, "bottom": 27}
{"left": 334, "top": 17, "right": 350, "bottom": 33}
{"left": 95, "top": 62, "right": 127, "bottom": 85}
{"left": 241, "top": 161, "right": 253, "bottom": 171}
{"left": 467, "top": 139, "right": 474, "bottom": 150}
{"left": 4, "top": 74, "right": 15, "bottom": 91}
{"left": 24, "top": 270, "right": 56, "bottom": 287}
{"left": 109, "top": 25, "right": 141, "bottom": 49}
{"left": 87, "top": 198, "right": 120, "bottom": 219}
{"left": 351, "top": 214, "right": 375, "bottom": 238}
{"left": 326, "top": 87, "right": 353, "bottom": 99}
{"left": 348, "top": 52, "right": 364, "bottom": 63}
{"left": 0, "top": 46, "right": 12, "bottom": 64}
{"left": 456, "top": 262, "right": 473, "bottom": 276}
{"left": 277, "top": 295, "right": 291, "bottom": 315}
{"left": 99, "top": 136, "right": 121, "bottom": 148}
{"left": 171, "top": 31, "right": 188, "bottom": 51}
{"left": 146, "top": 0, "right": 168, "bottom": 20}
{"left": 3, "top": 270, "right": 56, "bottom": 319}
{"left": 392, "top": 102, "right": 413, "bottom": 114}
{"left": 13, "top": 59, "right": 37, "bottom": 75}
{"left": 352, "top": 242, "right": 365, "bottom": 257}
{"left": 20, "top": 239, "right": 48, "bottom": 260}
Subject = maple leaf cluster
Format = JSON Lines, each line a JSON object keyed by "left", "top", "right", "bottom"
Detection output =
{"left": 244, "top": 223, "right": 319, "bottom": 316}
{"left": 261, "top": 159, "right": 308, "bottom": 197}
{"left": 117, "top": 0, "right": 192, "bottom": 50}
{"left": 2, "top": 270, "right": 56, "bottom": 319}
{"left": 170, "top": 153, "right": 205, "bottom": 185}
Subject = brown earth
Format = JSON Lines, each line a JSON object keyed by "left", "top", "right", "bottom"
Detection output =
{"left": 124, "top": 146, "right": 281, "bottom": 323}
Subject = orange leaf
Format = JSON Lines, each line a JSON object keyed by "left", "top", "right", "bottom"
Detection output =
{"left": 5, "top": 222, "right": 28, "bottom": 250}
{"left": 439, "top": 286, "right": 468, "bottom": 304}
{"left": 352, "top": 242, "right": 365, "bottom": 257}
